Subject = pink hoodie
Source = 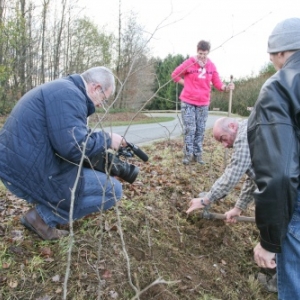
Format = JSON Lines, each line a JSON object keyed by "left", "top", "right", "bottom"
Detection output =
{"left": 171, "top": 56, "right": 224, "bottom": 106}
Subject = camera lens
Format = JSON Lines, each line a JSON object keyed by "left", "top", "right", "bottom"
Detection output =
{"left": 110, "top": 157, "right": 139, "bottom": 184}
{"left": 123, "top": 164, "right": 139, "bottom": 184}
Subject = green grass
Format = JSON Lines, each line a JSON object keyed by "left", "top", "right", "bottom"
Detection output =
{"left": 97, "top": 116, "right": 174, "bottom": 127}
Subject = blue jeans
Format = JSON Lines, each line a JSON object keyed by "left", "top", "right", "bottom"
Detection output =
{"left": 181, "top": 102, "right": 208, "bottom": 156}
{"left": 276, "top": 191, "right": 300, "bottom": 299}
{"left": 2, "top": 168, "right": 122, "bottom": 227}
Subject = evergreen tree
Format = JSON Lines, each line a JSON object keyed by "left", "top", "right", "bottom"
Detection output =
{"left": 147, "top": 54, "right": 187, "bottom": 110}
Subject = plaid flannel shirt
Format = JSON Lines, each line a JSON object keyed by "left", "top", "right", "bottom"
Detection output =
{"left": 206, "top": 119, "right": 256, "bottom": 210}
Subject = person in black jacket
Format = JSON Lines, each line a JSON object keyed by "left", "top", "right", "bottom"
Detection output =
{"left": 247, "top": 18, "right": 300, "bottom": 299}
{"left": 0, "top": 66, "right": 125, "bottom": 240}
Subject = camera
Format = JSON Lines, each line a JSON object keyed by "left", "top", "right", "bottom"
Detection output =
{"left": 84, "top": 141, "right": 148, "bottom": 184}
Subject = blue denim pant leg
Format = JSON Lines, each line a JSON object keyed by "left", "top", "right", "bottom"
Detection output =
{"left": 276, "top": 194, "right": 300, "bottom": 300}
{"left": 2, "top": 168, "right": 123, "bottom": 227}
{"left": 37, "top": 168, "right": 123, "bottom": 227}
{"left": 3, "top": 180, "right": 70, "bottom": 227}
{"left": 73, "top": 168, "right": 122, "bottom": 219}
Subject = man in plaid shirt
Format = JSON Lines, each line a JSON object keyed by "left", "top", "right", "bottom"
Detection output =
{"left": 186, "top": 117, "right": 277, "bottom": 292}
{"left": 186, "top": 117, "right": 255, "bottom": 221}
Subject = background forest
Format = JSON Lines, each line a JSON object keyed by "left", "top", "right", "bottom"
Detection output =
{"left": 0, "top": 0, "right": 276, "bottom": 116}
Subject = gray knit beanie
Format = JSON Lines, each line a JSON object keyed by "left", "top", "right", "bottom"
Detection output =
{"left": 267, "top": 18, "right": 300, "bottom": 53}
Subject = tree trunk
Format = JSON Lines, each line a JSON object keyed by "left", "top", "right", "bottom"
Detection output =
{"left": 41, "top": 0, "right": 50, "bottom": 84}
{"left": 53, "top": 0, "right": 67, "bottom": 79}
{"left": 19, "top": 0, "right": 26, "bottom": 95}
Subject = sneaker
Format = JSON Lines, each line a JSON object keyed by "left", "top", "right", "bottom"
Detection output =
{"left": 182, "top": 154, "right": 192, "bottom": 165}
{"left": 193, "top": 155, "right": 205, "bottom": 165}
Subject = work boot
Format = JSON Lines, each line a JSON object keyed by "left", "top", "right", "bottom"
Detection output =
{"left": 21, "top": 208, "right": 69, "bottom": 240}
{"left": 193, "top": 155, "right": 205, "bottom": 165}
{"left": 182, "top": 154, "right": 193, "bottom": 165}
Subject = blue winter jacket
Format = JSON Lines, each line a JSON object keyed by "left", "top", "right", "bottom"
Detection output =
{"left": 0, "top": 74, "right": 111, "bottom": 212}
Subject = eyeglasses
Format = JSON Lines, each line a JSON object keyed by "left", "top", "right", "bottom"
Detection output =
{"left": 99, "top": 87, "right": 108, "bottom": 103}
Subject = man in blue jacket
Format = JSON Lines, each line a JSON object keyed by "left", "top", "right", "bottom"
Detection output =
{"left": 0, "top": 66, "right": 125, "bottom": 240}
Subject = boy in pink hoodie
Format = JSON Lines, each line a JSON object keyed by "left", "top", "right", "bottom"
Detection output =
{"left": 171, "top": 40, "right": 234, "bottom": 165}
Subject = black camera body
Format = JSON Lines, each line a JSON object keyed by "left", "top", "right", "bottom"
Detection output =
{"left": 85, "top": 142, "right": 148, "bottom": 184}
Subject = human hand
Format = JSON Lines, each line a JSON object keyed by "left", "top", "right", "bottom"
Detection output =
{"left": 223, "top": 82, "right": 235, "bottom": 92}
{"left": 227, "top": 82, "right": 235, "bottom": 90}
{"left": 109, "top": 133, "right": 126, "bottom": 150}
{"left": 178, "top": 78, "right": 184, "bottom": 86}
{"left": 224, "top": 207, "right": 242, "bottom": 224}
{"left": 186, "top": 197, "right": 208, "bottom": 214}
{"left": 253, "top": 243, "right": 276, "bottom": 269}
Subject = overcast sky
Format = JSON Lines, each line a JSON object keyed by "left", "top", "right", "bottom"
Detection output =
{"left": 79, "top": 0, "right": 298, "bottom": 81}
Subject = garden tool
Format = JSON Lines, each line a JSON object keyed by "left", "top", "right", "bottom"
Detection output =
{"left": 199, "top": 192, "right": 255, "bottom": 223}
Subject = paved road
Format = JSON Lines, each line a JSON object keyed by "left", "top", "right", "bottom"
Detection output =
{"left": 102, "top": 112, "right": 222, "bottom": 146}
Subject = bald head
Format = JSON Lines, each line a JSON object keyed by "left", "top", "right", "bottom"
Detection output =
{"left": 213, "top": 117, "right": 239, "bottom": 148}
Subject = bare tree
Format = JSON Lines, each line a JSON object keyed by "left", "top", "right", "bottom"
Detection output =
{"left": 40, "top": 0, "right": 50, "bottom": 83}
{"left": 0, "top": 0, "right": 161, "bottom": 114}
{"left": 0, "top": 0, "right": 5, "bottom": 66}
{"left": 53, "top": 0, "right": 67, "bottom": 79}
{"left": 18, "top": 0, "right": 26, "bottom": 94}
{"left": 115, "top": 9, "right": 154, "bottom": 110}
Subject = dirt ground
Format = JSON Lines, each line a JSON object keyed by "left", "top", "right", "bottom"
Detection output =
{"left": 0, "top": 112, "right": 278, "bottom": 300}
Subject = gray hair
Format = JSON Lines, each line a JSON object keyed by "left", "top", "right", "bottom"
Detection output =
{"left": 81, "top": 66, "right": 115, "bottom": 94}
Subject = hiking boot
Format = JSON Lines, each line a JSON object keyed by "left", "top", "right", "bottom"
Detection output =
{"left": 193, "top": 155, "right": 205, "bottom": 165}
{"left": 21, "top": 208, "right": 69, "bottom": 240}
{"left": 182, "top": 154, "right": 193, "bottom": 165}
